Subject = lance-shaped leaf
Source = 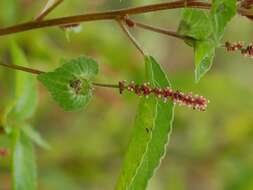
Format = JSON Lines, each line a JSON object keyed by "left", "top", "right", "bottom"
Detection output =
{"left": 116, "top": 56, "right": 175, "bottom": 190}
{"left": 12, "top": 129, "right": 37, "bottom": 190}
{"left": 38, "top": 56, "right": 98, "bottom": 111}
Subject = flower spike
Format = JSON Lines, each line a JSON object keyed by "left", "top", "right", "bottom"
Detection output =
{"left": 119, "top": 81, "right": 209, "bottom": 111}
{"left": 225, "top": 41, "right": 253, "bottom": 58}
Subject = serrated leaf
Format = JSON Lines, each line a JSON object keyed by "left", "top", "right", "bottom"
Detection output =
{"left": 194, "top": 40, "right": 216, "bottom": 82}
{"left": 38, "top": 56, "right": 98, "bottom": 111}
{"left": 177, "top": 9, "right": 215, "bottom": 82}
{"left": 178, "top": 0, "right": 236, "bottom": 82}
{"left": 9, "top": 41, "right": 38, "bottom": 120}
{"left": 12, "top": 128, "right": 37, "bottom": 190}
{"left": 22, "top": 124, "right": 50, "bottom": 150}
{"left": 211, "top": 0, "right": 237, "bottom": 43}
{"left": 116, "top": 56, "right": 175, "bottom": 190}
{"left": 178, "top": 9, "right": 212, "bottom": 41}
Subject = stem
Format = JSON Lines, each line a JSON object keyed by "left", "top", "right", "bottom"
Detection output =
{"left": 0, "top": 1, "right": 211, "bottom": 36}
{"left": 127, "top": 18, "right": 189, "bottom": 40}
{"left": 117, "top": 19, "right": 145, "bottom": 55}
{"left": 0, "top": 62, "right": 44, "bottom": 75}
{"left": 35, "top": 0, "right": 64, "bottom": 21}
{"left": 92, "top": 83, "right": 119, "bottom": 89}
{"left": 0, "top": 62, "right": 120, "bottom": 89}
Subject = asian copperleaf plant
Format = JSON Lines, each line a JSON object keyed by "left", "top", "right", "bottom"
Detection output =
{"left": 0, "top": 0, "right": 252, "bottom": 189}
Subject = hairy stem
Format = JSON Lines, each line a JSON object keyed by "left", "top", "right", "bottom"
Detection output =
{"left": 0, "top": 1, "right": 211, "bottom": 36}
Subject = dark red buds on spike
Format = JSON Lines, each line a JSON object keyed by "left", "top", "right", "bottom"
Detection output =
{"left": 225, "top": 41, "right": 253, "bottom": 58}
{"left": 119, "top": 81, "right": 209, "bottom": 111}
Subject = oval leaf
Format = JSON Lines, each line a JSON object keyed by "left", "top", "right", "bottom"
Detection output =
{"left": 116, "top": 56, "right": 175, "bottom": 190}
{"left": 38, "top": 56, "right": 98, "bottom": 111}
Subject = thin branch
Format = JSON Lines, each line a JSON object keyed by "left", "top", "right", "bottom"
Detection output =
{"left": 35, "top": 0, "right": 64, "bottom": 21}
{"left": 92, "top": 83, "right": 119, "bottom": 89}
{"left": 125, "top": 18, "right": 189, "bottom": 41}
{"left": 0, "top": 62, "right": 120, "bottom": 89}
{"left": 0, "top": 62, "right": 44, "bottom": 75}
{"left": 117, "top": 19, "right": 145, "bottom": 55}
{"left": 0, "top": 1, "right": 212, "bottom": 36}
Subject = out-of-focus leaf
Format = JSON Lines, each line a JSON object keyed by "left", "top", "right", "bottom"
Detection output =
{"left": 0, "top": 0, "right": 17, "bottom": 24}
{"left": 9, "top": 42, "right": 38, "bottom": 120}
{"left": 116, "top": 56, "right": 175, "bottom": 190}
{"left": 38, "top": 56, "right": 98, "bottom": 111}
{"left": 211, "top": 0, "right": 237, "bottom": 43}
{"left": 12, "top": 128, "right": 37, "bottom": 190}
{"left": 22, "top": 124, "right": 50, "bottom": 150}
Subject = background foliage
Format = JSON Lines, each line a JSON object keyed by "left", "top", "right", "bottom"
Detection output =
{"left": 0, "top": 0, "right": 253, "bottom": 190}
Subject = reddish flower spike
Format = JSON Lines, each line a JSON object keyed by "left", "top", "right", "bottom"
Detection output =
{"left": 119, "top": 81, "right": 209, "bottom": 111}
{"left": 225, "top": 41, "right": 253, "bottom": 58}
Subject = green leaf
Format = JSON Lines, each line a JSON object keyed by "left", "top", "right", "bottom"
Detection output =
{"left": 9, "top": 41, "right": 38, "bottom": 120}
{"left": 211, "top": 0, "right": 237, "bottom": 43}
{"left": 178, "top": 9, "right": 215, "bottom": 82}
{"left": 178, "top": 1, "right": 236, "bottom": 82}
{"left": 194, "top": 40, "right": 216, "bottom": 82}
{"left": 22, "top": 124, "right": 50, "bottom": 150}
{"left": 116, "top": 56, "right": 175, "bottom": 190}
{"left": 38, "top": 56, "right": 99, "bottom": 111}
{"left": 12, "top": 129, "right": 37, "bottom": 190}
{"left": 178, "top": 9, "right": 212, "bottom": 41}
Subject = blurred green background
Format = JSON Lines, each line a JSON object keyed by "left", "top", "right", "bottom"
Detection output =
{"left": 0, "top": 0, "right": 253, "bottom": 190}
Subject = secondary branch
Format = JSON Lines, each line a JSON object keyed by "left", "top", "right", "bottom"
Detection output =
{"left": 0, "top": 62, "right": 120, "bottom": 89}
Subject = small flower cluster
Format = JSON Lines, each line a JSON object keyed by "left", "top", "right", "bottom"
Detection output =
{"left": 225, "top": 41, "right": 253, "bottom": 58}
{"left": 119, "top": 81, "right": 209, "bottom": 111}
